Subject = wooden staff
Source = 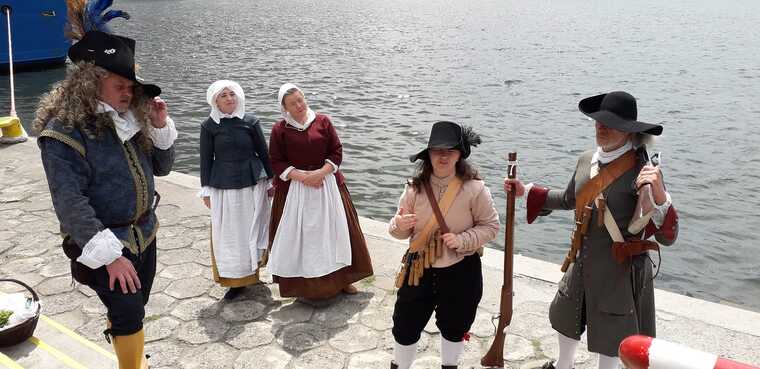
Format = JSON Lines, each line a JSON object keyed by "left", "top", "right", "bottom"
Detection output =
{"left": 481, "top": 152, "right": 517, "bottom": 368}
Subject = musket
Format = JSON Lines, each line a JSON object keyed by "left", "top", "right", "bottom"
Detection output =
{"left": 481, "top": 152, "right": 517, "bottom": 368}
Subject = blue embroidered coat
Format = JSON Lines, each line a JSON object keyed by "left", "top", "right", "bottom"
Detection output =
{"left": 38, "top": 119, "right": 175, "bottom": 254}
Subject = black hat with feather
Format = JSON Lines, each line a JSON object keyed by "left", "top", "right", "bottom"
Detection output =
{"left": 65, "top": 0, "right": 161, "bottom": 97}
{"left": 409, "top": 121, "right": 482, "bottom": 162}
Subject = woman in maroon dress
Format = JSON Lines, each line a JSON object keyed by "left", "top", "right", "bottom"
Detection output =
{"left": 266, "top": 83, "right": 373, "bottom": 300}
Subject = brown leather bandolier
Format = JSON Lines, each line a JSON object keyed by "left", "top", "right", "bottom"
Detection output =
{"left": 611, "top": 239, "right": 660, "bottom": 264}
{"left": 394, "top": 181, "right": 453, "bottom": 288}
{"left": 561, "top": 151, "right": 637, "bottom": 272}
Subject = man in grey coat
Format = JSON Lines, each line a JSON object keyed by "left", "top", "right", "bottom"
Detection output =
{"left": 505, "top": 91, "right": 679, "bottom": 369}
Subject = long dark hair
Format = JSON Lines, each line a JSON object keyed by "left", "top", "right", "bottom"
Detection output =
{"left": 408, "top": 151, "right": 481, "bottom": 191}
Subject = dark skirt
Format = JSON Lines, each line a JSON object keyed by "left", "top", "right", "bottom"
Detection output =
{"left": 267, "top": 182, "right": 373, "bottom": 299}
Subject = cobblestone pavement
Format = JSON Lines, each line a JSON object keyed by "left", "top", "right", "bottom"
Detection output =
{"left": 1, "top": 141, "right": 759, "bottom": 369}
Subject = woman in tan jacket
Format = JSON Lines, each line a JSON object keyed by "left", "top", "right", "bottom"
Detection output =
{"left": 388, "top": 121, "right": 500, "bottom": 369}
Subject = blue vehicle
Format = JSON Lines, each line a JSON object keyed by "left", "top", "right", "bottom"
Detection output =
{"left": 1, "top": 0, "right": 68, "bottom": 72}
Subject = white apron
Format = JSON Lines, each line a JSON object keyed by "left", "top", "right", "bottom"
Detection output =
{"left": 210, "top": 183, "right": 270, "bottom": 278}
{"left": 268, "top": 173, "right": 352, "bottom": 278}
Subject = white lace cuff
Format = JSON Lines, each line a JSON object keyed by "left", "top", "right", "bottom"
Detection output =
{"left": 651, "top": 191, "right": 672, "bottom": 228}
{"left": 77, "top": 229, "right": 124, "bottom": 269}
{"left": 149, "top": 116, "right": 178, "bottom": 150}
{"left": 197, "top": 186, "right": 212, "bottom": 198}
{"left": 325, "top": 159, "right": 339, "bottom": 173}
{"left": 279, "top": 166, "right": 296, "bottom": 181}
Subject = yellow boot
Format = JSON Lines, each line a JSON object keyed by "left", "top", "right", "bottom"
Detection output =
{"left": 111, "top": 329, "right": 149, "bottom": 369}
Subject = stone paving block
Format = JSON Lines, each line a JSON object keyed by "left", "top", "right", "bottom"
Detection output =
{"left": 77, "top": 284, "right": 97, "bottom": 297}
{"left": 233, "top": 346, "right": 292, "bottom": 369}
{"left": 3, "top": 256, "right": 46, "bottom": 274}
{"left": 179, "top": 342, "right": 239, "bottom": 369}
{"left": 515, "top": 300, "right": 550, "bottom": 315}
{"left": 509, "top": 312, "right": 556, "bottom": 341}
{"left": 379, "top": 329, "right": 432, "bottom": 354}
{"left": 226, "top": 321, "right": 275, "bottom": 349}
{"left": 291, "top": 346, "right": 346, "bottom": 369}
{"left": 146, "top": 340, "right": 189, "bottom": 369}
{"left": 77, "top": 316, "right": 110, "bottom": 342}
{"left": 359, "top": 300, "right": 395, "bottom": 331}
{"left": 145, "top": 293, "right": 177, "bottom": 317}
{"left": 220, "top": 300, "right": 267, "bottom": 322}
{"left": 36, "top": 275, "right": 75, "bottom": 295}
{"left": 164, "top": 276, "right": 214, "bottom": 299}
{"left": 329, "top": 323, "right": 381, "bottom": 353}
{"left": 49, "top": 309, "right": 88, "bottom": 331}
{"left": 156, "top": 234, "right": 194, "bottom": 250}
{"left": 82, "top": 295, "right": 108, "bottom": 315}
{"left": 176, "top": 319, "right": 230, "bottom": 344}
{"left": 4, "top": 272, "right": 44, "bottom": 292}
{"left": 410, "top": 355, "right": 440, "bottom": 368}
{"left": 145, "top": 316, "right": 180, "bottom": 342}
{"left": 160, "top": 248, "right": 202, "bottom": 265}
{"left": 151, "top": 276, "right": 174, "bottom": 294}
{"left": 269, "top": 301, "right": 315, "bottom": 327}
{"left": 159, "top": 262, "right": 206, "bottom": 279}
{"left": 489, "top": 334, "right": 538, "bottom": 362}
{"left": 41, "top": 290, "right": 85, "bottom": 315}
{"left": 277, "top": 322, "right": 329, "bottom": 352}
{"left": 347, "top": 350, "right": 394, "bottom": 369}
{"left": 470, "top": 309, "right": 499, "bottom": 338}
{"left": 311, "top": 297, "right": 365, "bottom": 328}
{"left": 39, "top": 259, "right": 71, "bottom": 278}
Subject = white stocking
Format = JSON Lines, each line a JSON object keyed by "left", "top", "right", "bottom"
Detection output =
{"left": 393, "top": 341, "right": 417, "bottom": 369}
{"left": 598, "top": 354, "right": 620, "bottom": 369}
{"left": 440, "top": 336, "right": 464, "bottom": 366}
{"left": 555, "top": 333, "right": 580, "bottom": 369}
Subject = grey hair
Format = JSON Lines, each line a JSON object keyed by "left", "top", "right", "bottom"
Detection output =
{"left": 632, "top": 133, "right": 656, "bottom": 148}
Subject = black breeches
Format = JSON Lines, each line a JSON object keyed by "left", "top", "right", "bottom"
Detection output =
{"left": 392, "top": 254, "right": 483, "bottom": 345}
{"left": 88, "top": 240, "right": 157, "bottom": 336}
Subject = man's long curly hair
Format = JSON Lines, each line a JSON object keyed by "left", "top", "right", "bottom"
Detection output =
{"left": 32, "top": 61, "right": 154, "bottom": 152}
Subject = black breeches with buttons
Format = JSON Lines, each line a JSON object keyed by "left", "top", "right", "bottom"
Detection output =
{"left": 392, "top": 254, "right": 483, "bottom": 345}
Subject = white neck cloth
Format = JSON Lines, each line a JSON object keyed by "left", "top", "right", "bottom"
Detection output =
{"left": 97, "top": 101, "right": 141, "bottom": 143}
{"left": 593, "top": 140, "right": 633, "bottom": 165}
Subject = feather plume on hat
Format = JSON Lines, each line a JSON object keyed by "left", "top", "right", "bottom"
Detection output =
{"left": 65, "top": 0, "right": 130, "bottom": 41}
{"left": 461, "top": 125, "right": 481, "bottom": 148}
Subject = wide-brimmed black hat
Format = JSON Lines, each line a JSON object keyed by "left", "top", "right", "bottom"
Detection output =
{"left": 579, "top": 91, "right": 662, "bottom": 135}
{"left": 409, "top": 121, "right": 480, "bottom": 162}
{"left": 68, "top": 31, "right": 161, "bottom": 97}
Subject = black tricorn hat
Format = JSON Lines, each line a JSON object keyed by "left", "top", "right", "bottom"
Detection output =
{"left": 579, "top": 91, "right": 662, "bottom": 135}
{"left": 68, "top": 31, "right": 161, "bottom": 97}
{"left": 409, "top": 121, "right": 480, "bottom": 162}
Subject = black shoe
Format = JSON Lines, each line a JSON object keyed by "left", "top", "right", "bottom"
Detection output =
{"left": 224, "top": 287, "right": 245, "bottom": 300}
{"left": 390, "top": 361, "right": 399, "bottom": 369}
{"left": 541, "top": 360, "right": 557, "bottom": 369}
{"left": 442, "top": 366, "right": 457, "bottom": 369}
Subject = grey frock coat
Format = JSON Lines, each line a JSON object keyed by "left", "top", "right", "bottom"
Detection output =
{"left": 538, "top": 149, "right": 678, "bottom": 356}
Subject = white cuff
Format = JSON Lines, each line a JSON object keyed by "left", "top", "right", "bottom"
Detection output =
{"left": 651, "top": 191, "right": 672, "bottom": 228}
{"left": 267, "top": 179, "right": 274, "bottom": 189}
{"left": 197, "top": 186, "right": 212, "bottom": 198}
{"left": 76, "top": 229, "right": 124, "bottom": 269}
{"left": 325, "top": 159, "right": 339, "bottom": 173}
{"left": 279, "top": 166, "right": 296, "bottom": 181}
{"left": 149, "top": 116, "right": 178, "bottom": 150}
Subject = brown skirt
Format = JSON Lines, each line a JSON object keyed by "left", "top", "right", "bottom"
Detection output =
{"left": 268, "top": 182, "right": 373, "bottom": 299}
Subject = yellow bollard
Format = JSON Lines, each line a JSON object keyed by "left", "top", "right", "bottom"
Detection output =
{"left": 0, "top": 115, "right": 28, "bottom": 144}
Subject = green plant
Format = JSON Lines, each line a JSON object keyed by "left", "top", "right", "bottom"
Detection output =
{"left": 0, "top": 310, "right": 13, "bottom": 328}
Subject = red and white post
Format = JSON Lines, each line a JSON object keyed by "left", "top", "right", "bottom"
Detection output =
{"left": 619, "top": 335, "right": 758, "bottom": 369}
